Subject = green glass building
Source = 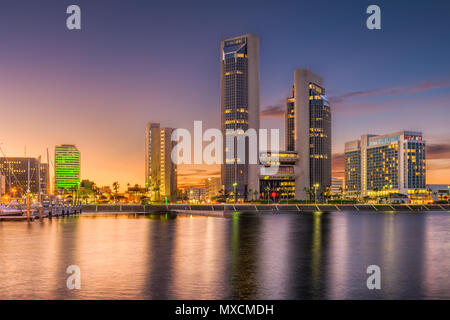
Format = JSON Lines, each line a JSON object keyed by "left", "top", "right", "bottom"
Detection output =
{"left": 55, "top": 145, "right": 81, "bottom": 192}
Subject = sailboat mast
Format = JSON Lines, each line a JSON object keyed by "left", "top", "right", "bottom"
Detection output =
{"left": 27, "top": 158, "right": 30, "bottom": 192}
{"left": 47, "top": 148, "right": 50, "bottom": 195}
{"left": 38, "top": 156, "right": 41, "bottom": 199}
{"left": 8, "top": 162, "right": 11, "bottom": 198}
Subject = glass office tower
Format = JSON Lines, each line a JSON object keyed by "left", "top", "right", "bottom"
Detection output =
{"left": 288, "top": 69, "right": 331, "bottom": 200}
{"left": 220, "top": 34, "right": 260, "bottom": 200}
{"left": 55, "top": 144, "right": 80, "bottom": 192}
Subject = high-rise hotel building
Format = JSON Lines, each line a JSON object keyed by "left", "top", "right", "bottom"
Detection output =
{"left": 55, "top": 145, "right": 81, "bottom": 192}
{"left": 145, "top": 123, "right": 177, "bottom": 201}
{"left": 286, "top": 69, "right": 331, "bottom": 200}
{"left": 220, "top": 34, "right": 260, "bottom": 199}
{"left": 344, "top": 131, "right": 426, "bottom": 201}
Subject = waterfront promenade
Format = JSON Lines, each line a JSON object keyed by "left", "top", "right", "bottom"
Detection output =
{"left": 81, "top": 203, "right": 450, "bottom": 214}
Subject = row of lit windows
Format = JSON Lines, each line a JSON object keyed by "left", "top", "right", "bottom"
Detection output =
{"left": 310, "top": 133, "right": 328, "bottom": 138}
{"left": 310, "top": 154, "right": 329, "bottom": 159}
{"left": 224, "top": 108, "right": 248, "bottom": 113}
{"left": 224, "top": 120, "right": 248, "bottom": 125}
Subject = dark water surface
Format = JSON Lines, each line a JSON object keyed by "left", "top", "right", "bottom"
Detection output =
{"left": 1, "top": 211, "right": 450, "bottom": 299}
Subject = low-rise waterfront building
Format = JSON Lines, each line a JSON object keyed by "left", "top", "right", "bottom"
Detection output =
{"left": 330, "top": 178, "right": 343, "bottom": 196}
{"left": 259, "top": 151, "right": 299, "bottom": 201}
{"left": 427, "top": 184, "right": 450, "bottom": 203}
{"left": 185, "top": 187, "right": 206, "bottom": 202}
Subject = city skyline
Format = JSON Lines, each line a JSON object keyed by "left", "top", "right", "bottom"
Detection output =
{"left": 1, "top": 0, "right": 449, "bottom": 190}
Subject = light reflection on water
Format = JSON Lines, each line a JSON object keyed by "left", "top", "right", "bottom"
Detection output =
{"left": 1, "top": 211, "right": 450, "bottom": 299}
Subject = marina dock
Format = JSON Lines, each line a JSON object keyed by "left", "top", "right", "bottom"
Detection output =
{"left": 0, "top": 205, "right": 82, "bottom": 221}
{"left": 0, "top": 216, "right": 35, "bottom": 221}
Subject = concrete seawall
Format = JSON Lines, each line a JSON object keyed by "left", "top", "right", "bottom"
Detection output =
{"left": 81, "top": 203, "right": 450, "bottom": 214}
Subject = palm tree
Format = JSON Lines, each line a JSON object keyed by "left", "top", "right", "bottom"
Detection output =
{"left": 112, "top": 181, "right": 120, "bottom": 203}
{"left": 92, "top": 184, "right": 99, "bottom": 204}
{"left": 78, "top": 188, "right": 91, "bottom": 204}
{"left": 217, "top": 188, "right": 229, "bottom": 203}
{"left": 152, "top": 181, "right": 160, "bottom": 201}
{"left": 338, "top": 187, "right": 344, "bottom": 203}
{"left": 323, "top": 187, "right": 331, "bottom": 204}
{"left": 355, "top": 190, "right": 361, "bottom": 203}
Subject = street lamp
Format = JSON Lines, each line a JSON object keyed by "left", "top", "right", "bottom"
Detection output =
{"left": 314, "top": 183, "right": 320, "bottom": 204}
{"left": 232, "top": 182, "right": 238, "bottom": 204}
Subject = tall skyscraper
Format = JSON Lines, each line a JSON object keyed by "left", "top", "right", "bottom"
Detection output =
{"left": 287, "top": 68, "right": 331, "bottom": 200}
{"left": 145, "top": 123, "right": 177, "bottom": 201}
{"left": 220, "top": 34, "right": 260, "bottom": 200}
{"left": 55, "top": 145, "right": 81, "bottom": 192}
{"left": 344, "top": 131, "right": 427, "bottom": 202}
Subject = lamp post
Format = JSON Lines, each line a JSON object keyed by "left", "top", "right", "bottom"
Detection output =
{"left": 314, "top": 183, "right": 320, "bottom": 204}
{"left": 232, "top": 182, "right": 238, "bottom": 204}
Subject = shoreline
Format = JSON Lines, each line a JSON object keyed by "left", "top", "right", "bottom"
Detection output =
{"left": 81, "top": 203, "right": 450, "bottom": 214}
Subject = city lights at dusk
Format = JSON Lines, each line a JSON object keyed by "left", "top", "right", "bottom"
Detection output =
{"left": 1, "top": 0, "right": 450, "bottom": 313}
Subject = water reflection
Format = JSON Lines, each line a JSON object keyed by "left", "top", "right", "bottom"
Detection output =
{"left": 0, "top": 211, "right": 450, "bottom": 299}
{"left": 144, "top": 214, "right": 175, "bottom": 299}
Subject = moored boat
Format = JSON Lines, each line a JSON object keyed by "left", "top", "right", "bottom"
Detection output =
{"left": 0, "top": 200, "right": 24, "bottom": 216}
